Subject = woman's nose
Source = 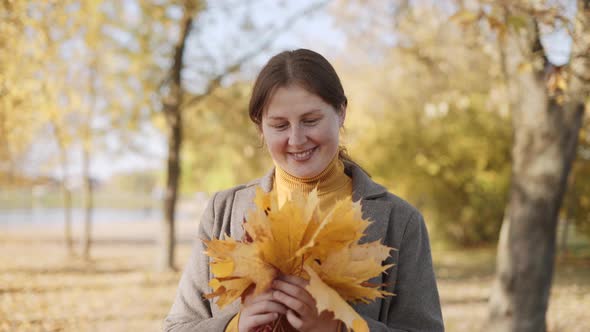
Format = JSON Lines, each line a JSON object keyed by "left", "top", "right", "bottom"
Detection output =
{"left": 288, "top": 125, "right": 307, "bottom": 146}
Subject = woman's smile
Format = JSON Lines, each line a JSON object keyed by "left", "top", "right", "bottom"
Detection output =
{"left": 289, "top": 146, "right": 317, "bottom": 162}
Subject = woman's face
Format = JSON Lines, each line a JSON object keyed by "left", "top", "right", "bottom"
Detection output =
{"left": 261, "top": 84, "right": 345, "bottom": 178}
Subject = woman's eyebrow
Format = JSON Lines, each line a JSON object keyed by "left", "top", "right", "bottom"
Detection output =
{"left": 266, "top": 109, "right": 323, "bottom": 120}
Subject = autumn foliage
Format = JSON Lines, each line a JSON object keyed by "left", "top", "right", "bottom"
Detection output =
{"left": 204, "top": 188, "right": 394, "bottom": 331}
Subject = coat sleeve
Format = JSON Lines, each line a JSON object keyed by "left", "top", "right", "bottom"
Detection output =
{"left": 163, "top": 193, "right": 239, "bottom": 331}
{"left": 363, "top": 211, "right": 444, "bottom": 332}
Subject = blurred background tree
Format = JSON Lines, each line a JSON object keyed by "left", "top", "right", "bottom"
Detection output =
{"left": 182, "top": 82, "right": 272, "bottom": 193}
{"left": 337, "top": 3, "right": 513, "bottom": 246}
{"left": 562, "top": 117, "right": 590, "bottom": 245}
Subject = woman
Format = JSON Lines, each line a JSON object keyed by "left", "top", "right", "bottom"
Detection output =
{"left": 164, "top": 49, "right": 444, "bottom": 332}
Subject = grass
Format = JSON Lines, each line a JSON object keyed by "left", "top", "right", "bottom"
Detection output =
{"left": 0, "top": 223, "right": 588, "bottom": 332}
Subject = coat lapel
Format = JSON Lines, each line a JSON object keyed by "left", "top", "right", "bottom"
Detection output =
{"left": 229, "top": 186, "right": 255, "bottom": 241}
{"left": 348, "top": 163, "right": 392, "bottom": 244}
{"left": 359, "top": 199, "right": 391, "bottom": 244}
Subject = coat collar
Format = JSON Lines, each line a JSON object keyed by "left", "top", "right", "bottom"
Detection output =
{"left": 231, "top": 161, "right": 390, "bottom": 243}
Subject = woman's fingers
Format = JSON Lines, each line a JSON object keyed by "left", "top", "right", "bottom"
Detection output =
{"left": 241, "top": 312, "right": 279, "bottom": 331}
{"left": 272, "top": 288, "right": 314, "bottom": 318}
{"left": 242, "top": 299, "right": 287, "bottom": 316}
{"left": 285, "top": 309, "right": 304, "bottom": 330}
{"left": 250, "top": 312, "right": 279, "bottom": 327}
{"left": 272, "top": 279, "right": 316, "bottom": 308}
{"left": 277, "top": 274, "right": 309, "bottom": 287}
{"left": 240, "top": 275, "right": 327, "bottom": 332}
{"left": 244, "top": 290, "right": 274, "bottom": 305}
{"left": 239, "top": 297, "right": 286, "bottom": 332}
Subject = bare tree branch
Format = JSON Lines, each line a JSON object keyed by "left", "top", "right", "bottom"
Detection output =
{"left": 183, "top": 0, "right": 329, "bottom": 108}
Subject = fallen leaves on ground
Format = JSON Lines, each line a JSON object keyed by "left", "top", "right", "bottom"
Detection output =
{"left": 0, "top": 227, "right": 588, "bottom": 331}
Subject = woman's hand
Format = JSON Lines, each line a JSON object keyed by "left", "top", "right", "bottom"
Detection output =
{"left": 238, "top": 289, "right": 288, "bottom": 332}
{"left": 271, "top": 275, "right": 341, "bottom": 332}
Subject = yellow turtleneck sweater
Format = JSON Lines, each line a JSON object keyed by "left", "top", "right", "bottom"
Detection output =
{"left": 225, "top": 154, "right": 352, "bottom": 332}
{"left": 274, "top": 153, "right": 353, "bottom": 216}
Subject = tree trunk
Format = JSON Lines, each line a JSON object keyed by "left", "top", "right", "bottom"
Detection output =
{"left": 488, "top": 2, "right": 589, "bottom": 331}
{"left": 82, "top": 145, "right": 93, "bottom": 260}
{"left": 156, "top": 3, "right": 194, "bottom": 272}
{"left": 82, "top": 55, "right": 97, "bottom": 261}
{"left": 62, "top": 181, "right": 74, "bottom": 256}
{"left": 559, "top": 217, "right": 569, "bottom": 255}
{"left": 559, "top": 170, "right": 577, "bottom": 256}
{"left": 53, "top": 122, "right": 75, "bottom": 257}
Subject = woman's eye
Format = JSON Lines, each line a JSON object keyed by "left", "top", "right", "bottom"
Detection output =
{"left": 303, "top": 119, "right": 319, "bottom": 125}
{"left": 273, "top": 123, "right": 288, "bottom": 130}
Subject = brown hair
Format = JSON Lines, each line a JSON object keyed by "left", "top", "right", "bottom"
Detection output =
{"left": 249, "top": 48, "right": 365, "bottom": 172}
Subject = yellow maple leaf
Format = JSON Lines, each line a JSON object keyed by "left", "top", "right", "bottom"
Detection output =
{"left": 254, "top": 186, "right": 279, "bottom": 214}
{"left": 266, "top": 195, "right": 310, "bottom": 274}
{"left": 205, "top": 187, "right": 395, "bottom": 331}
{"left": 297, "top": 198, "right": 369, "bottom": 259}
{"left": 246, "top": 189, "right": 320, "bottom": 275}
{"left": 204, "top": 236, "right": 276, "bottom": 307}
{"left": 206, "top": 277, "right": 252, "bottom": 308}
{"left": 309, "top": 242, "right": 395, "bottom": 303}
{"left": 244, "top": 187, "right": 276, "bottom": 243}
{"left": 304, "top": 265, "right": 369, "bottom": 332}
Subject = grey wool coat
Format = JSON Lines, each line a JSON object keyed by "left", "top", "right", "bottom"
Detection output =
{"left": 163, "top": 162, "right": 444, "bottom": 331}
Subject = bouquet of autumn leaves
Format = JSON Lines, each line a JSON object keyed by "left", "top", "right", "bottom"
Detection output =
{"left": 203, "top": 188, "right": 394, "bottom": 332}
